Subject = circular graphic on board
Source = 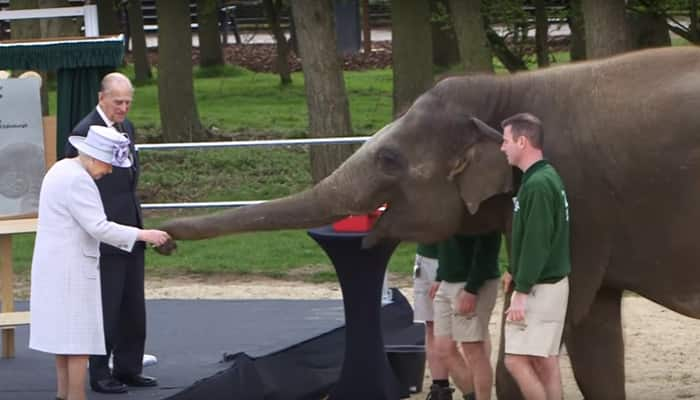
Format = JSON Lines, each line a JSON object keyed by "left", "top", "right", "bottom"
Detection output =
{"left": 0, "top": 143, "right": 44, "bottom": 212}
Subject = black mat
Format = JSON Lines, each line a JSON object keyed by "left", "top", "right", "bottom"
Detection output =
{"left": 0, "top": 289, "right": 423, "bottom": 400}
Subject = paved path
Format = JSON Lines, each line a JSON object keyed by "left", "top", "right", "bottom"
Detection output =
{"left": 140, "top": 17, "right": 689, "bottom": 49}
{"left": 142, "top": 28, "right": 392, "bottom": 48}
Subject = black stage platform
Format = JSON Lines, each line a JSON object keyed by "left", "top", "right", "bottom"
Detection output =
{"left": 0, "top": 289, "right": 422, "bottom": 400}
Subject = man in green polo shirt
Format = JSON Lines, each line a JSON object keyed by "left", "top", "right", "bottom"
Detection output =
{"left": 431, "top": 232, "right": 502, "bottom": 400}
{"left": 499, "top": 112, "right": 571, "bottom": 400}
{"left": 412, "top": 243, "right": 454, "bottom": 399}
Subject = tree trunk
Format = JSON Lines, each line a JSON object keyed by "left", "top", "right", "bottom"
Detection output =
{"left": 568, "top": 0, "right": 586, "bottom": 61}
{"left": 155, "top": 0, "right": 208, "bottom": 142}
{"left": 392, "top": 0, "right": 433, "bottom": 117}
{"left": 534, "top": 0, "right": 549, "bottom": 67}
{"left": 38, "top": 0, "right": 80, "bottom": 38}
{"left": 448, "top": 0, "right": 492, "bottom": 73}
{"left": 263, "top": 0, "right": 292, "bottom": 85}
{"left": 127, "top": 0, "right": 152, "bottom": 83}
{"left": 196, "top": 0, "right": 224, "bottom": 67}
{"left": 628, "top": 10, "right": 671, "bottom": 49}
{"left": 361, "top": 0, "right": 371, "bottom": 54}
{"left": 96, "top": 0, "right": 122, "bottom": 35}
{"left": 430, "top": 0, "right": 459, "bottom": 68}
{"left": 691, "top": 0, "right": 699, "bottom": 42}
{"left": 288, "top": 5, "right": 300, "bottom": 55}
{"left": 582, "top": 0, "right": 632, "bottom": 59}
{"left": 290, "top": 0, "right": 354, "bottom": 183}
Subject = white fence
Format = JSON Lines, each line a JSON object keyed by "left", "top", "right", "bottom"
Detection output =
{"left": 137, "top": 135, "right": 394, "bottom": 303}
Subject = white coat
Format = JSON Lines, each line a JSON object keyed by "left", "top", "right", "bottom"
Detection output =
{"left": 29, "top": 158, "right": 139, "bottom": 355}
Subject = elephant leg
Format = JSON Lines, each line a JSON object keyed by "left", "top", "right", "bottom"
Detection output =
{"left": 565, "top": 286, "right": 625, "bottom": 399}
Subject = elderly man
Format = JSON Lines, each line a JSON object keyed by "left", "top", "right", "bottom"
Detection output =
{"left": 65, "top": 72, "right": 156, "bottom": 394}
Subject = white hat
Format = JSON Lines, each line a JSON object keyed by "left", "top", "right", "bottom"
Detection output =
{"left": 69, "top": 125, "right": 132, "bottom": 168}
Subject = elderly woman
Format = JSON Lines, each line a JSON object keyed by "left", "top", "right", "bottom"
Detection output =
{"left": 29, "top": 126, "right": 170, "bottom": 400}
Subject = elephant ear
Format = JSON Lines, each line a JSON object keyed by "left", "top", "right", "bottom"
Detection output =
{"left": 450, "top": 118, "right": 512, "bottom": 215}
{"left": 471, "top": 117, "right": 504, "bottom": 142}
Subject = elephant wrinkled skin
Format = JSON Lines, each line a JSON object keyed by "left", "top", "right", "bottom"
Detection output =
{"left": 159, "top": 47, "right": 700, "bottom": 399}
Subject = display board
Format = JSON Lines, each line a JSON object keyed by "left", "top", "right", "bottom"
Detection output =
{"left": 0, "top": 77, "right": 45, "bottom": 219}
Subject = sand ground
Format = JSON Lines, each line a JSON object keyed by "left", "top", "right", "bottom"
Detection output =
{"left": 138, "top": 275, "right": 700, "bottom": 400}
{"left": 15, "top": 274, "right": 700, "bottom": 399}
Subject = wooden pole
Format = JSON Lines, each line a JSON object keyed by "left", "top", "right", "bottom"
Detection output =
{"left": 1, "top": 234, "right": 15, "bottom": 358}
{"left": 0, "top": 218, "right": 37, "bottom": 358}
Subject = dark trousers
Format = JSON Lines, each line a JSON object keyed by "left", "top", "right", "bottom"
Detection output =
{"left": 89, "top": 248, "right": 146, "bottom": 381}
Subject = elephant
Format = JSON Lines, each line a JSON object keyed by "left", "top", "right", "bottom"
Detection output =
{"left": 158, "top": 46, "right": 700, "bottom": 399}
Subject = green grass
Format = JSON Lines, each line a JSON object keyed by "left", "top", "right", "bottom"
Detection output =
{"left": 138, "top": 147, "right": 313, "bottom": 203}
{"left": 10, "top": 227, "right": 420, "bottom": 280}
{"left": 45, "top": 65, "right": 397, "bottom": 282}
{"left": 36, "top": 66, "right": 400, "bottom": 282}
{"left": 101, "top": 66, "right": 394, "bottom": 139}
{"left": 11, "top": 226, "right": 507, "bottom": 280}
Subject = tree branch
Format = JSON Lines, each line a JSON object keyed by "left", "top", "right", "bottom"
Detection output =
{"left": 485, "top": 27, "right": 528, "bottom": 73}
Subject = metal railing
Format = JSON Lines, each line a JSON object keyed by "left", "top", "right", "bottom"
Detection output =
{"left": 137, "top": 136, "right": 372, "bottom": 210}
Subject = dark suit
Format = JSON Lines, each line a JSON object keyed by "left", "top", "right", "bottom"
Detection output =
{"left": 65, "top": 109, "right": 146, "bottom": 382}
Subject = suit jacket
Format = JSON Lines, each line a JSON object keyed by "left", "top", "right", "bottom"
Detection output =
{"left": 29, "top": 158, "right": 139, "bottom": 355}
{"left": 65, "top": 109, "right": 143, "bottom": 255}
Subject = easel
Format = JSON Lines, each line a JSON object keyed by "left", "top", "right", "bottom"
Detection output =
{"left": 0, "top": 116, "right": 55, "bottom": 358}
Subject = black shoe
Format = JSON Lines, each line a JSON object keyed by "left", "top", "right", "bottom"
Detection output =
{"left": 114, "top": 374, "right": 158, "bottom": 387}
{"left": 90, "top": 377, "right": 128, "bottom": 394}
{"left": 426, "top": 384, "right": 454, "bottom": 400}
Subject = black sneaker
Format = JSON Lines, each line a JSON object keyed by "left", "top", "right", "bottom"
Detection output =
{"left": 426, "top": 384, "right": 455, "bottom": 400}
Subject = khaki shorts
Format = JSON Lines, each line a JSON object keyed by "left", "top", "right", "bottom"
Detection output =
{"left": 505, "top": 277, "right": 569, "bottom": 357}
{"left": 412, "top": 255, "right": 438, "bottom": 322}
{"left": 433, "top": 279, "right": 499, "bottom": 343}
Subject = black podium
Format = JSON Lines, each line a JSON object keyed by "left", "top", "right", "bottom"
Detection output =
{"left": 308, "top": 226, "right": 401, "bottom": 400}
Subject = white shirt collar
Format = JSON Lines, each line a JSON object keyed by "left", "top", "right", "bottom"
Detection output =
{"left": 96, "top": 105, "right": 115, "bottom": 127}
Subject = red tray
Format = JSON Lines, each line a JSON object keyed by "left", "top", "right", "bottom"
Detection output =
{"left": 333, "top": 209, "right": 382, "bottom": 232}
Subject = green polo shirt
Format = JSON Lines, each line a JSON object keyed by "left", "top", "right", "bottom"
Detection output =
{"left": 510, "top": 160, "right": 571, "bottom": 293}
{"left": 416, "top": 243, "right": 438, "bottom": 259}
{"left": 435, "top": 232, "right": 501, "bottom": 294}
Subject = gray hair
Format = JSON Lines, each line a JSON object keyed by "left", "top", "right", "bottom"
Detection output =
{"left": 100, "top": 72, "right": 133, "bottom": 95}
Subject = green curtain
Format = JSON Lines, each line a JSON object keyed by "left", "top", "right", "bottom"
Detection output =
{"left": 0, "top": 38, "right": 124, "bottom": 70}
{"left": 56, "top": 67, "right": 112, "bottom": 158}
{"left": 0, "top": 36, "right": 124, "bottom": 160}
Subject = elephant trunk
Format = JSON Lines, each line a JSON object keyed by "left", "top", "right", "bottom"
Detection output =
{"left": 159, "top": 152, "right": 382, "bottom": 240}
{"left": 161, "top": 190, "right": 344, "bottom": 240}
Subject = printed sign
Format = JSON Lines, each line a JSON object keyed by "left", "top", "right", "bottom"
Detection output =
{"left": 0, "top": 77, "right": 45, "bottom": 219}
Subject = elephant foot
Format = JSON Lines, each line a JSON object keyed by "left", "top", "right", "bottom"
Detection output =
{"left": 565, "top": 286, "right": 626, "bottom": 399}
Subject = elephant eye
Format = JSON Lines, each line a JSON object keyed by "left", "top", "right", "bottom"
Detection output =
{"left": 376, "top": 147, "right": 406, "bottom": 176}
